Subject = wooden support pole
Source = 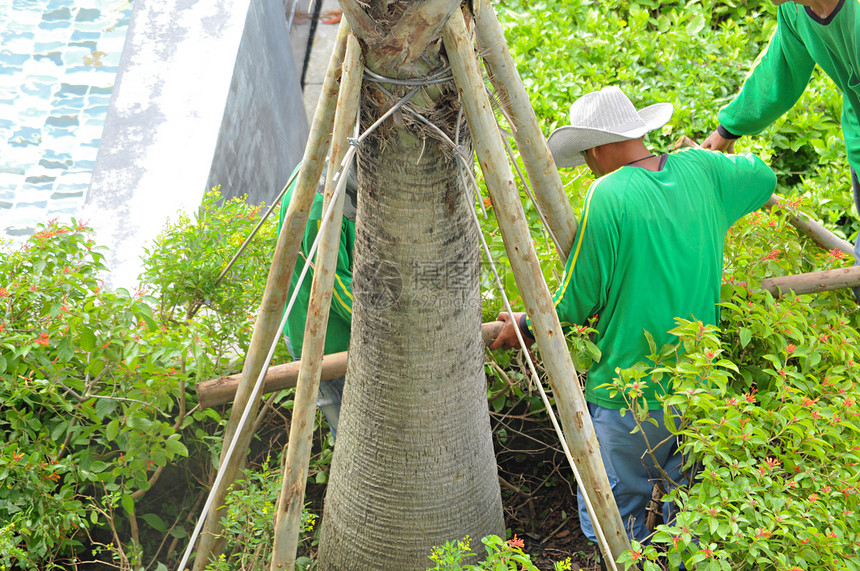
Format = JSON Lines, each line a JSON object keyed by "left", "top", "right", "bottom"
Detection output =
{"left": 673, "top": 136, "right": 853, "bottom": 255}
{"left": 473, "top": 0, "right": 576, "bottom": 260}
{"left": 763, "top": 195, "right": 854, "bottom": 255}
{"left": 196, "top": 321, "right": 505, "bottom": 409}
{"left": 270, "top": 33, "right": 363, "bottom": 571}
{"left": 760, "top": 265, "right": 860, "bottom": 297}
{"left": 191, "top": 22, "right": 351, "bottom": 570}
{"left": 442, "top": 8, "right": 630, "bottom": 565}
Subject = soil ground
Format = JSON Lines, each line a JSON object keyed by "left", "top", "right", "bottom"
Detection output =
{"left": 491, "top": 402, "right": 604, "bottom": 571}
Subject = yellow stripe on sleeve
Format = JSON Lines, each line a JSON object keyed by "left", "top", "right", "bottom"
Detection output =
{"left": 554, "top": 182, "right": 599, "bottom": 308}
{"left": 333, "top": 287, "right": 352, "bottom": 315}
{"left": 335, "top": 274, "right": 353, "bottom": 300}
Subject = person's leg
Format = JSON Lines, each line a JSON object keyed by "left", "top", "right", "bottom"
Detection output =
{"left": 285, "top": 335, "right": 344, "bottom": 440}
{"left": 852, "top": 168, "right": 860, "bottom": 303}
{"left": 577, "top": 404, "right": 679, "bottom": 545}
{"left": 316, "top": 376, "right": 345, "bottom": 439}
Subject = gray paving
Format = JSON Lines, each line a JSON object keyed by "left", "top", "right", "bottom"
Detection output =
{"left": 288, "top": 0, "right": 343, "bottom": 125}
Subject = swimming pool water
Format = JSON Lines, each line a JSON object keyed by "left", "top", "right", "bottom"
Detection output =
{"left": 0, "top": 0, "right": 132, "bottom": 238}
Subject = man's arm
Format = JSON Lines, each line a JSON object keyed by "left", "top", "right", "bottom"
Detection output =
{"left": 706, "top": 150, "right": 778, "bottom": 219}
{"left": 490, "top": 312, "right": 534, "bottom": 350}
{"left": 491, "top": 179, "right": 616, "bottom": 350}
{"left": 703, "top": 9, "right": 816, "bottom": 150}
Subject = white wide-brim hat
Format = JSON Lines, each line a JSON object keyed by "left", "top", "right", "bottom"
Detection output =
{"left": 547, "top": 86, "right": 674, "bottom": 168}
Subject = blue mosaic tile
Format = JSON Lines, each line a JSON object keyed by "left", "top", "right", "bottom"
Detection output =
{"left": 85, "top": 104, "right": 109, "bottom": 116}
{"left": 1, "top": 30, "right": 35, "bottom": 43}
{"left": 69, "top": 40, "right": 97, "bottom": 51}
{"left": 0, "top": 52, "right": 30, "bottom": 66}
{"left": 70, "top": 30, "right": 100, "bottom": 42}
{"left": 42, "top": 7, "right": 72, "bottom": 21}
{"left": 17, "top": 199, "right": 50, "bottom": 208}
{"left": 20, "top": 80, "right": 53, "bottom": 98}
{"left": 0, "top": 201, "right": 13, "bottom": 209}
{"left": 76, "top": 9, "right": 102, "bottom": 23}
{"left": 34, "top": 51, "right": 63, "bottom": 66}
{"left": 33, "top": 41, "right": 65, "bottom": 53}
{"left": 38, "top": 20, "right": 72, "bottom": 32}
{"left": 46, "top": 0, "right": 73, "bottom": 11}
{"left": 55, "top": 83, "right": 88, "bottom": 98}
{"left": 8, "top": 127, "right": 42, "bottom": 147}
{"left": 45, "top": 114, "right": 79, "bottom": 128}
{"left": 39, "top": 158, "right": 71, "bottom": 170}
{"left": 43, "top": 126, "right": 76, "bottom": 139}
{"left": 50, "top": 189, "right": 84, "bottom": 200}
{"left": 26, "top": 175, "right": 56, "bottom": 185}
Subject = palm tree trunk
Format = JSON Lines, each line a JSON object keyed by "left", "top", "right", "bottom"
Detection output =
{"left": 317, "top": 20, "right": 504, "bottom": 561}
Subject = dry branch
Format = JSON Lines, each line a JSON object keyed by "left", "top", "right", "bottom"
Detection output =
{"left": 760, "top": 265, "right": 860, "bottom": 297}
{"left": 196, "top": 321, "right": 505, "bottom": 409}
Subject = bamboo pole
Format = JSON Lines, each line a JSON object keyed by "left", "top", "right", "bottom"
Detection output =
{"left": 473, "top": 0, "right": 576, "bottom": 260}
{"left": 191, "top": 22, "right": 351, "bottom": 570}
{"left": 760, "top": 265, "right": 860, "bottom": 297}
{"left": 269, "top": 33, "right": 363, "bottom": 571}
{"left": 442, "top": 8, "right": 630, "bottom": 565}
{"left": 196, "top": 321, "right": 505, "bottom": 409}
{"left": 763, "top": 195, "right": 854, "bottom": 255}
{"left": 673, "top": 136, "right": 853, "bottom": 255}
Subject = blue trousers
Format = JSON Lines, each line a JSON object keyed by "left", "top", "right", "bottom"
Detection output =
{"left": 578, "top": 403, "right": 686, "bottom": 545}
{"left": 852, "top": 169, "right": 860, "bottom": 303}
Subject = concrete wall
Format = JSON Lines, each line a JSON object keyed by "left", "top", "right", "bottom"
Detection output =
{"left": 84, "top": 0, "right": 308, "bottom": 288}
{"left": 207, "top": 0, "right": 308, "bottom": 205}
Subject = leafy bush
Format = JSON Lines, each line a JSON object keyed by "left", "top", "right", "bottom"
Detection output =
{"left": 0, "top": 188, "right": 309, "bottom": 568}
{"left": 600, "top": 204, "right": 860, "bottom": 569}
{"left": 428, "top": 534, "right": 574, "bottom": 571}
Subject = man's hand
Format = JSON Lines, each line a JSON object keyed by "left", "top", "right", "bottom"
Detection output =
{"left": 489, "top": 311, "right": 533, "bottom": 350}
{"left": 701, "top": 129, "right": 736, "bottom": 153}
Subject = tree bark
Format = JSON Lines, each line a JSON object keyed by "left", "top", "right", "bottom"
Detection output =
{"left": 317, "top": 4, "right": 504, "bottom": 566}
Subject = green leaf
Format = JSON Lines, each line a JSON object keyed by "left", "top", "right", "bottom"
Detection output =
{"left": 739, "top": 328, "right": 752, "bottom": 348}
{"left": 105, "top": 418, "right": 120, "bottom": 441}
{"left": 57, "top": 335, "right": 75, "bottom": 363}
{"left": 95, "top": 398, "right": 117, "bottom": 420}
{"left": 686, "top": 13, "right": 706, "bottom": 35}
{"left": 140, "top": 513, "right": 167, "bottom": 532}
{"left": 79, "top": 328, "right": 96, "bottom": 352}
{"left": 169, "top": 526, "right": 187, "bottom": 539}
{"left": 121, "top": 493, "right": 135, "bottom": 515}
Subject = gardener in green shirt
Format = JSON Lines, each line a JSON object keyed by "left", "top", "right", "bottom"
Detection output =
{"left": 491, "top": 86, "right": 776, "bottom": 551}
{"left": 702, "top": 0, "right": 860, "bottom": 300}
{"left": 277, "top": 163, "right": 356, "bottom": 439}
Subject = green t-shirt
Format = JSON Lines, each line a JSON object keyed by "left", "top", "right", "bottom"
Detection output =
{"left": 718, "top": 0, "right": 860, "bottom": 171}
{"left": 277, "top": 173, "right": 355, "bottom": 357}
{"left": 550, "top": 149, "right": 775, "bottom": 409}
